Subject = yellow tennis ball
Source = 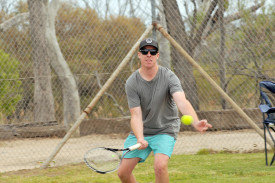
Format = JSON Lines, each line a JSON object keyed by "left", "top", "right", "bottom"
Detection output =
{"left": 181, "top": 115, "right": 194, "bottom": 125}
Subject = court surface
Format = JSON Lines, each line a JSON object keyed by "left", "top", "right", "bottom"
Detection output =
{"left": 0, "top": 129, "right": 265, "bottom": 172}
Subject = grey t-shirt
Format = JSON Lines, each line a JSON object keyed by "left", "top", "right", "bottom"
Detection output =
{"left": 125, "top": 66, "right": 183, "bottom": 139}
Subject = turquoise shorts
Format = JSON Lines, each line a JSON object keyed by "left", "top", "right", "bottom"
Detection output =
{"left": 123, "top": 134, "right": 176, "bottom": 163}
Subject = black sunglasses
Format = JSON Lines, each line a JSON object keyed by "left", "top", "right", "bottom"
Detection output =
{"left": 140, "top": 49, "right": 158, "bottom": 55}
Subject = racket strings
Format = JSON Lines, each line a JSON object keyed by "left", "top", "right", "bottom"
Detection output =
{"left": 84, "top": 148, "right": 121, "bottom": 173}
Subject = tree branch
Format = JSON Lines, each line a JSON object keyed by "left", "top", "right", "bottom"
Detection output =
{"left": 192, "top": 0, "right": 218, "bottom": 48}
{"left": 202, "top": 1, "right": 265, "bottom": 40}
{"left": 94, "top": 71, "right": 129, "bottom": 116}
{"left": 188, "top": 0, "right": 197, "bottom": 39}
{"left": 0, "top": 12, "right": 29, "bottom": 32}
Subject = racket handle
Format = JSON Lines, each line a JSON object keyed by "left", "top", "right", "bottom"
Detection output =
{"left": 128, "top": 143, "right": 141, "bottom": 151}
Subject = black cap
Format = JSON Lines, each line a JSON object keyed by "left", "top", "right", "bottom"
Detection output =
{"left": 139, "top": 38, "right": 158, "bottom": 51}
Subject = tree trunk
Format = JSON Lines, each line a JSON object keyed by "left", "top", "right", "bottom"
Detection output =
{"left": 157, "top": 0, "right": 171, "bottom": 69}
{"left": 151, "top": 0, "right": 157, "bottom": 40}
{"left": 218, "top": 0, "right": 227, "bottom": 109}
{"left": 162, "top": 0, "right": 199, "bottom": 110}
{"left": 28, "top": 0, "right": 56, "bottom": 123}
{"left": 46, "top": 0, "right": 80, "bottom": 133}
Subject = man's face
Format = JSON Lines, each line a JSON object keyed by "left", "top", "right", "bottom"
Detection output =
{"left": 138, "top": 45, "right": 159, "bottom": 69}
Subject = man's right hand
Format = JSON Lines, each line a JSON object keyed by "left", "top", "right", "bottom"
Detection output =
{"left": 137, "top": 139, "right": 148, "bottom": 150}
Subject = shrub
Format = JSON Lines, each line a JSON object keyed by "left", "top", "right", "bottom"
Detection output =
{"left": 0, "top": 50, "right": 22, "bottom": 116}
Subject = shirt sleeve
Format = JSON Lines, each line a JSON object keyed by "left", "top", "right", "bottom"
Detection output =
{"left": 168, "top": 71, "right": 183, "bottom": 95}
{"left": 125, "top": 83, "right": 140, "bottom": 109}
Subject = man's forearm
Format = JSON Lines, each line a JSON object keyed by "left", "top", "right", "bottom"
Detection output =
{"left": 131, "top": 116, "right": 144, "bottom": 141}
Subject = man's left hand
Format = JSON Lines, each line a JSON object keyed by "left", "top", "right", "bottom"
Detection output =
{"left": 193, "top": 119, "right": 212, "bottom": 133}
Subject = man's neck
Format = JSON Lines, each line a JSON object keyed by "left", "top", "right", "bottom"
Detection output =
{"left": 139, "top": 65, "right": 159, "bottom": 81}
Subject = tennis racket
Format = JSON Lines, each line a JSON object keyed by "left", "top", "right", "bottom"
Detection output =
{"left": 84, "top": 143, "right": 141, "bottom": 174}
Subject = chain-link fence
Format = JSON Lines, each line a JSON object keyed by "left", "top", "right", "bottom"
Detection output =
{"left": 0, "top": 0, "right": 274, "bottom": 172}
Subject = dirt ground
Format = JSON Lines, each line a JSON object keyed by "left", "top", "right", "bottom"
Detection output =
{"left": 0, "top": 129, "right": 267, "bottom": 173}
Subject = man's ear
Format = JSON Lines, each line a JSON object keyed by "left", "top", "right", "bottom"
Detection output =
{"left": 137, "top": 52, "right": 142, "bottom": 59}
{"left": 156, "top": 52, "right": 160, "bottom": 59}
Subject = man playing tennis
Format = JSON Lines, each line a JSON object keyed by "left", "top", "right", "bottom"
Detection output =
{"left": 118, "top": 38, "right": 212, "bottom": 183}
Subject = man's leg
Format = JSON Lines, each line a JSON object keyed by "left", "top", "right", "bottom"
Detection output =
{"left": 149, "top": 134, "right": 176, "bottom": 183}
{"left": 117, "top": 158, "right": 140, "bottom": 183}
{"left": 119, "top": 135, "right": 152, "bottom": 182}
{"left": 154, "top": 153, "right": 170, "bottom": 183}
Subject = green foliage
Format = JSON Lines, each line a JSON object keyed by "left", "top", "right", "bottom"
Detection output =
{"left": 1, "top": 2, "right": 147, "bottom": 121}
{"left": 193, "top": 5, "right": 274, "bottom": 110}
{"left": 56, "top": 3, "right": 145, "bottom": 75}
{"left": 0, "top": 50, "right": 22, "bottom": 116}
{"left": 54, "top": 3, "right": 145, "bottom": 118}
{"left": 223, "top": 0, "right": 229, "bottom": 10}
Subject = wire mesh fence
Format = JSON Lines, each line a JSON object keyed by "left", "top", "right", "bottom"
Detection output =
{"left": 0, "top": 0, "right": 274, "bottom": 172}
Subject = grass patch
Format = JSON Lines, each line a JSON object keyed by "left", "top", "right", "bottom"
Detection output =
{"left": 1, "top": 153, "right": 275, "bottom": 183}
{"left": 196, "top": 148, "right": 217, "bottom": 155}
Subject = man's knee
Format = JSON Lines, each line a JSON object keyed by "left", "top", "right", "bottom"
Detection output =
{"left": 154, "top": 160, "right": 168, "bottom": 176}
{"left": 118, "top": 158, "right": 139, "bottom": 182}
{"left": 117, "top": 168, "right": 127, "bottom": 180}
{"left": 154, "top": 154, "right": 169, "bottom": 177}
